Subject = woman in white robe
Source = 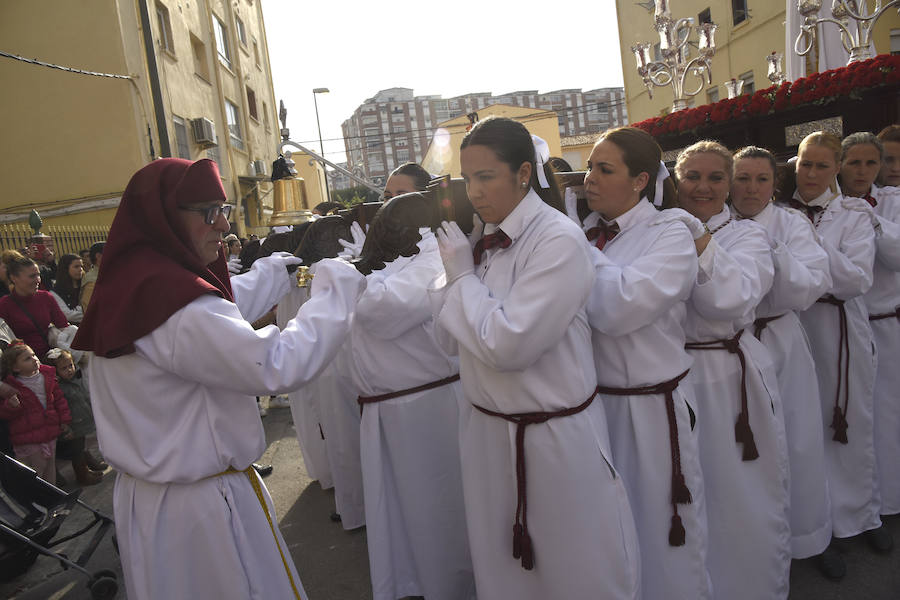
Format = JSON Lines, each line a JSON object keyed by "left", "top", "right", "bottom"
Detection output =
{"left": 431, "top": 117, "right": 640, "bottom": 600}
{"left": 841, "top": 132, "right": 900, "bottom": 522}
{"left": 72, "top": 158, "right": 367, "bottom": 600}
{"left": 350, "top": 225, "right": 474, "bottom": 600}
{"left": 730, "top": 146, "right": 836, "bottom": 566}
{"left": 578, "top": 127, "right": 712, "bottom": 600}
{"left": 675, "top": 141, "right": 792, "bottom": 600}
{"left": 790, "top": 132, "right": 884, "bottom": 550}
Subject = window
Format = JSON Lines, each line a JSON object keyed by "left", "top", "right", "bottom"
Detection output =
{"left": 207, "top": 144, "right": 220, "bottom": 166}
{"left": 707, "top": 86, "right": 720, "bottom": 103}
{"left": 155, "top": 2, "right": 175, "bottom": 54}
{"left": 173, "top": 115, "right": 190, "bottom": 159}
{"left": 190, "top": 33, "right": 209, "bottom": 80}
{"left": 263, "top": 101, "right": 269, "bottom": 130}
{"left": 732, "top": 0, "right": 748, "bottom": 25}
{"left": 235, "top": 16, "right": 247, "bottom": 46}
{"left": 698, "top": 8, "right": 712, "bottom": 24}
{"left": 225, "top": 100, "right": 243, "bottom": 149}
{"left": 892, "top": 29, "right": 900, "bottom": 55}
{"left": 246, "top": 86, "right": 258, "bottom": 120}
{"left": 253, "top": 39, "right": 261, "bottom": 67}
{"left": 739, "top": 70, "right": 755, "bottom": 95}
{"left": 397, "top": 149, "right": 409, "bottom": 162}
{"left": 393, "top": 125, "right": 406, "bottom": 133}
{"left": 213, "top": 16, "right": 231, "bottom": 69}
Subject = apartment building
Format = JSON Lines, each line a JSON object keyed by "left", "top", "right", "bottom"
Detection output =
{"left": 341, "top": 87, "right": 627, "bottom": 184}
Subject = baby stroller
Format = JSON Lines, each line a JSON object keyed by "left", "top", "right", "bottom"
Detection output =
{"left": 0, "top": 452, "right": 118, "bottom": 599}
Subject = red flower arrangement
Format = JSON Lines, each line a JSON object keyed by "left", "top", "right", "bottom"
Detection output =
{"left": 632, "top": 54, "right": 900, "bottom": 138}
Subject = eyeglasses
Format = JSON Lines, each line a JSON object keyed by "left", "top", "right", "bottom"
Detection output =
{"left": 179, "top": 204, "right": 232, "bottom": 225}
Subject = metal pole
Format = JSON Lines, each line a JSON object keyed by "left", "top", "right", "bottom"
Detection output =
{"left": 312, "top": 89, "right": 331, "bottom": 203}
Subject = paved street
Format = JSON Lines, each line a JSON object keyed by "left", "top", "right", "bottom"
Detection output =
{"left": 2, "top": 403, "right": 898, "bottom": 599}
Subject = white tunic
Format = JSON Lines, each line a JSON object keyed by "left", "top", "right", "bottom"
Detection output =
{"left": 431, "top": 190, "right": 641, "bottom": 600}
{"left": 349, "top": 231, "right": 474, "bottom": 600}
{"left": 88, "top": 258, "right": 365, "bottom": 600}
{"left": 862, "top": 184, "right": 900, "bottom": 516}
{"left": 795, "top": 189, "right": 881, "bottom": 538}
{"left": 743, "top": 202, "right": 834, "bottom": 558}
{"left": 683, "top": 206, "right": 791, "bottom": 600}
{"left": 276, "top": 286, "right": 332, "bottom": 489}
{"left": 586, "top": 200, "right": 711, "bottom": 600}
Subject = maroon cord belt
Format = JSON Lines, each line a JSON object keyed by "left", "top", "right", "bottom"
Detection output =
{"left": 869, "top": 307, "right": 900, "bottom": 322}
{"left": 471, "top": 388, "right": 598, "bottom": 571}
{"left": 685, "top": 329, "right": 760, "bottom": 461}
{"left": 596, "top": 369, "right": 692, "bottom": 547}
{"left": 817, "top": 296, "right": 850, "bottom": 443}
{"left": 357, "top": 374, "right": 460, "bottom": 412}
{"left": 753, "top": 313, "right": 786, "bottom": 340}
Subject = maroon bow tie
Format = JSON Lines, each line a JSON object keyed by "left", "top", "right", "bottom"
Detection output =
{"left": 864, "top": 194, "right": 877, "bottom": 208}
{"left": 585, "top": 221, "right": 620, "bottom": 250}
{"left": 473, "top": 230, "right": 512, "bottom": 265}
{"left": 789, "top": 199, "right": 824, "bottom": 222}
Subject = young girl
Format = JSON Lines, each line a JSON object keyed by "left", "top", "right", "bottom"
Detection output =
{"left": 46, "top": 347, "right": 107, "bottom": 484}
{"left": 0, "top": 341, "right": 71, "bottom": 485}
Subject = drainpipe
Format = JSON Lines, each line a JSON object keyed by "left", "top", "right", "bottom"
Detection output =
{"left": 137, "top": 0, "right": 171, "bottom": 157}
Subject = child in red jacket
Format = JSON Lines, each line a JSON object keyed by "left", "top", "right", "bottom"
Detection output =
{"left": 0, "top": 340, "right": 71, "bottom": 484}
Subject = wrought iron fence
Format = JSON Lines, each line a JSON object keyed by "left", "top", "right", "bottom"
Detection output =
{"left": 0, "top": 224, "right": 109, "bottom": 257}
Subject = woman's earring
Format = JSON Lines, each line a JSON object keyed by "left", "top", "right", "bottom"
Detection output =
{"left": 521, "top": 181, "right": 528, "bottom": 188}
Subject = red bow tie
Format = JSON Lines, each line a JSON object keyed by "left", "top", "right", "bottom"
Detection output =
{"left": 864, "top": 194, "right": 877, "bottom": 208}
{"left": 473, "top": 230, "right": 512, "bottom": 265}
{"left": 585, "top": 221, "right": 620, "bottom": 250}
{"left": 789, "top": 199, "right": 824, "bottom": 222}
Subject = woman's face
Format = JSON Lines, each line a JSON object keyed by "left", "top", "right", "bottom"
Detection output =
{"left": 10, "top": 264, "right": 40, "bottom": 296}
{"left": 460, "top": 144, "right": 530, "bottom": 224}
{"left": 840, "top": 143, "right": 881, "bottom": 198}
{"left": 13, "top": 347, "right": 39, "bottom": 377}
{"left": 0, "top": 262, "right": 8, "bottom": 284}
{"left": 796, "top": 144, "right": 839, "bottom": 202}
{"left": 383, "top": 174, "right": 418, "bottom": 201}
{"left": 68, "top": 259, "right": 84, "bottom": 282}
{"left": 583, "top": 140, "right": 648, "bottom": 220}
{"left": 676, "top": 152, "right": 731, "bottom": 223}
{"left": 731, "top": 157, "right": 775, "bottom": 218}
{"left": 880, "top": 140, "right": 900, "bottom": 187}
{"left": 55, "top": 355, "right": 76, "bottom": 381}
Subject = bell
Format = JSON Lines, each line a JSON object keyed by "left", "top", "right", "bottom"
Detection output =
{"left": 269, "top": 177, "right": 314, "bottom": 226}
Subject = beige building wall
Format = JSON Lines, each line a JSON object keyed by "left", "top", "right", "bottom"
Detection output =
{"left": 615, "top": 0, "right": 900, "bottom": 123}
{"left": 286, "top": 151, "right": 328, "bottom": 210}
{"left": 422, "top": 106, "right": 562, "bottom": 178}
{"left": 0, "top": 0, "right": 282, "bottom": 237}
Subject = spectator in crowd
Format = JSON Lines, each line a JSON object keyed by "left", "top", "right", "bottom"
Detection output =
{"left": 224, "top": 234, "right": 243, "bottom": 275}
{"left": 51, "top": 253, "right": 85, "bottom": 324}
{"left": 0, "top": 250, "right": 69, "bottom": 359}
{"left": 0, "top": 341, "right": 71, "bottom": 485}
{"left": 79, "top": 249, "right": 92, "bottom": 271}
{"left": 877, "top": 125, "right": 900, "bottom": 187}
{"left": 80, "top": 241, "right": 104, "bottom": 311}
{"left": 0, "top": 258, "right": 10, "bottom": 298}
{"left": 27, "top": 243, "right": 56, "bottom": 291}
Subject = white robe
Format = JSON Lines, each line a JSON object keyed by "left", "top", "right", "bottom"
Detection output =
{"left": 862, "top": 185, "right": 900, "bottom": 516}
{"left": 744, "top": 202, "right": 834, "bottom": 558}
{"left": 683, "top": 206, "right": 791, "bottom": 600}
{"left": 88, "top": 257, "right": 364, "bottom": 600}
{"left": 276, "top": 285, "right": 333, "bottom": 489}
{"left": 586, "top": 200, "right": 712, "bottom": 600}
{"left": 431, "top": 190, "right": 641, "bottom": 600}
{"left": 349, "top": 231, "right": 474, "bottom": 600}
{"left": 795, "top": 189, "right": 881, "bottom": 538}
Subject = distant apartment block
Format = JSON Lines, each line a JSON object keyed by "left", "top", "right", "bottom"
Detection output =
{"left": 341, "top": 87, "right": 627, "bottom": 184}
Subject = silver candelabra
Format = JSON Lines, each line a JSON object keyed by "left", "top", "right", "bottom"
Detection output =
{"left": 795, "top": 0, "right": 900, "bottom": 65}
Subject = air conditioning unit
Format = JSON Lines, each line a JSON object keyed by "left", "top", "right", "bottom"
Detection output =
{"left": 190, "top": 117, "right": 217, "bottom": 148}
{"left": 252, "top": 160, "right": 267, "bottom": 177}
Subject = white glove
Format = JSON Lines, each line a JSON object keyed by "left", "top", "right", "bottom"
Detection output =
{"left": 842, "top": 198, "right": 882, "bottom": 234}
{"left": 436, "top": 221, "right": 474, "bottom": 284}
{"left": 338, "top": 221, "right": 366, "bottom": 258}
{"left": 257, "top": 251, "right": 303, "bottom": 271}
{"left": 309, "top": 257, "right": 367, "bottom": 299}
{"left": 653, "top": 208, "right": 707, "bottom": 240}
{"left": 227, "top": 256, "right": 243, "bottom": 274}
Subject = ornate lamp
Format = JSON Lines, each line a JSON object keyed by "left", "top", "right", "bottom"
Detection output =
{"left": 766, "top": 51, "right": 787, "bottom": 85}
{"left": 631, "top": 0, "right": 718, "bottom": 112}
{"left": 725, "top": 78, "right": 745, "bottom": 98}
{"left": 795, "top": 0, "right": 900, "bottom": 65}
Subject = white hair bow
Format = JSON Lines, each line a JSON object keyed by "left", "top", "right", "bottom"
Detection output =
{"left": 654, "top": 160, "right": 669, "bottom": 207}
{"left": 531, "top": 135, "right": 551, "bottom": 189}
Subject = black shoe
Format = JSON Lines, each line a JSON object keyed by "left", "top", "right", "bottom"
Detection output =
{"left": 252, "top": 463, "right": 273, "bottom": 477}
{"left": 866, "top": 524, "right": 894, "bottom": 554}
{"left": 329, "top": 512, "right": 342, "bottom": 523}
{"left": 816, "top": 544, "right": 846, "bottom": 581}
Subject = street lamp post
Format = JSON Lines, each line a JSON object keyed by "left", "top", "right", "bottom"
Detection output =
{"left": 312, "top": 87, "right": 331, "bottom": 203}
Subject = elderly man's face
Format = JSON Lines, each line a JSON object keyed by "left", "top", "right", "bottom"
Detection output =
{"left": 175, "top": 202, "right": 231, "bottom": 264}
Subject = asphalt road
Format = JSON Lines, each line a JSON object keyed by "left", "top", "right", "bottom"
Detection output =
{"left": 2, "top": 403, "right": 898, "bottom": 599}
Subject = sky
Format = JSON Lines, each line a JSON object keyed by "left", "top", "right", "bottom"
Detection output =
{"left": 260, "top": 0, "right": 626, "bottom": 167}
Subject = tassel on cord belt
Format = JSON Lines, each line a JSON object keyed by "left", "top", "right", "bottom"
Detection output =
{"left": 869, "top": 306, "right": 900, "bottom": 322}
{"left": 357, "top": 374, "right": 461, "bottom": 414}
{"left": 596, "top": 369, "right": 692, "bottom": 547}
{"left": 685, "top": 329, "right": 760, "bottom": 460}
{"left": 753, "top": 314, "right": 786, "bottom": 340}
{"left": 816, "top": 296, "right": 850, "bottom": 444}
{"left": 471, "top": 388, "right": 598, "bottom": 571}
